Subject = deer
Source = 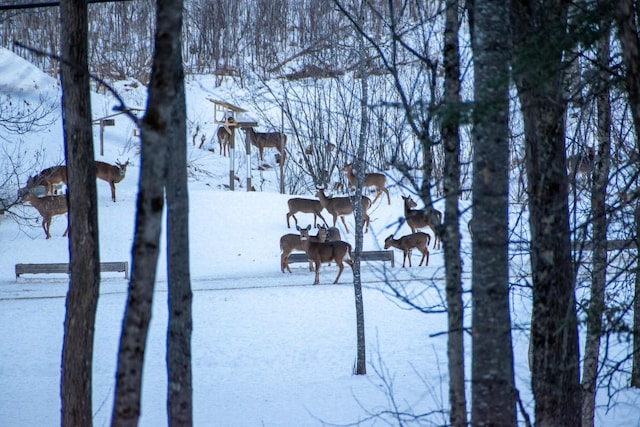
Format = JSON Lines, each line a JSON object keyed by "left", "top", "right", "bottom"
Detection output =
{"left": 315, "top": 188, "right": 371, "bottom": 234}
{"left": 567, "top": 146, "right": 594, "bottom": 188}
{"left": 342, "top": 163, "right": 390, "bottom": 205}
{"left": 280, "top": 225, "right": 328, "bottom": 273}
{"left": 95, "top": 160, "right": 129, "bottom": 202}
{"left": 21, "top": 191, "right": 69, "bottom": 239}
{"left": 243, "top": 127, "right": 287, "bottom": 161}
{"left": 402, "top": 195, "right": 442, "bottom": 249}
{"left": 217, "top": 126, "right": 231, "bottom": 157}
{"left": 286, "top": 197, "right": 328, "bottom": 229}
{"left": 27, "top": 165, "right": 67, "bottom": 196}
{"left": 297, "top": 225, "right": 354, "bottom": 285}
{"left": 384, "top": 232, "right": 430, "bottom": 267}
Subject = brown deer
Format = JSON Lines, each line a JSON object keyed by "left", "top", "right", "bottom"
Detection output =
{"left": 217, "top": 126, "right": 231, "bottom": 157}
{"left": 342, "top": 163, "right": 390, "bottom": 205}
{"left": 243, "top": 127, "right": 287, "bottom": 161}
{"left": 280, "top": 225, "right": 328, "bottom": 273}
{"left": 21, "top": 191, "right": 69, "bottom": 239}
{"left": 286, "top": 197, "right": 328, "bottom": 229}
{"left": 567, "top": 146, "right": 594, "bottom": 188}
{"left": 402, "top": 195, "right": 442, "bottom": 249}
{"left": 384, "top": 232, "right": 430, "bottom": 267}
{"left": 95, "top": 160, "right": 129, "bottom": 202}
{"left": 315, "top": 188, "right": 371, "bottom": 234}
{"left": 297, "top": 225, "right": 354, "bottom": 285}
{"left": 27, "top": 165, "right": 67, "bottom": 196}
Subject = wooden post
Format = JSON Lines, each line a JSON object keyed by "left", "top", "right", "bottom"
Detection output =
{"left": 245, "top": 128, "right": 252, "bottom": 191}
{"left": 229, "top": 127, "right": 235, "bottom": 191}
{"left": 280, "top": 109, "right": 285, "bottom": 194}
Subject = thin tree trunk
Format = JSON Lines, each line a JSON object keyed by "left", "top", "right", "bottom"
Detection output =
{"left": 512, "top": 1, "right": 582, "bottom": 425}
{"left": 164, "top": 0, "right": 193, "bottom": 422}
{"left": 581, "top": 23, "right": 611, "bottom": 427}
{"left": 111, "top": 0, "right": 182, "bottom": 423}
{"left": 442, "top": 0, "right": 466, "bottom": 425}
{"left": 352, "top": 1, "right": 367, "bottom": 376}
{"left": 471, "top": 0, "right": 516, "bottom": 424}
{"left": 59, "top": 0, "right": 100, "bottom": 424}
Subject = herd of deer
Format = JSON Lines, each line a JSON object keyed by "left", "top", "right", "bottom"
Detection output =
{"left": 281, "top": 164, "right": 443, "bottom": 284}
{"left": 18, "top": 160, "right": 129, "bottom": 239}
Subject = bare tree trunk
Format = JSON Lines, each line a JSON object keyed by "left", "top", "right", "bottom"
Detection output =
{"left": 581, "top": 23, "right": 611, "bottom": 427}
{"left": 512, "top": 1, "right": 582, "bottom": 425}
{"left": 352, "top": 1, "right": 367, "bottom": 376}
{"left": 164, "top": 0, "right": 193, "bottom": 423}
{"left": 442, "top": 0, "right": 466, "bottom": 425}
{"left": 111, "top": 0, "right": 183, "bottom": 424}
{"left": 470, "top": 0, "right": 516, "bottom": 425}
{"left": 59, "top": 0, "right": 100, "bottom": 425}
{"left": 614, "top": 0, "right": 640, "bottom": 389}
{"left": 634, "top": 202, "right": 640, "bottom": 388}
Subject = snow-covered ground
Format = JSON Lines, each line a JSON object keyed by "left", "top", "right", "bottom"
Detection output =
{"left": 0, "top": 47, "right": 638, "bottom": 426}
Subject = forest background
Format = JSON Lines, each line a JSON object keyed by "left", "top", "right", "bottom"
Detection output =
{"left": 2, "top": 0, "right": 640, "bottom": 426}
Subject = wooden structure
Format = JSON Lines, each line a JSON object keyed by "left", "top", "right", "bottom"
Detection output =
{"left": 92, "top": 108, "right": 144, "bottom": 156}
{"left": 15, "top": 261, "right": 129, "bottom": 279}
{"left": 209, "top": 99, "right": 257, "bottom": 191}
{"left": 287, "top": 250, "right": 395, "bottom": 268}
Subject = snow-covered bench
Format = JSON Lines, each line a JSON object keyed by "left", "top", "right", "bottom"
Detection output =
{"left": 15, "top": 261, "right": 129, "bottom": 279}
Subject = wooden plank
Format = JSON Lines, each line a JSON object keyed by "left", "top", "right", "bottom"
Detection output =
{"left": 15, "top": 262, "right": 129, "bottom": 279}
{"left": 287, "top": 250, "right": 395, "bottom": 268}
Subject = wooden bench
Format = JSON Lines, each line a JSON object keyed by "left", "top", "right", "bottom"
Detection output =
{"left": 288, "top": 250, "right": 395, "bottom": 268}
{"left": 15, "top": 262, "right": 129, "bottom": 279}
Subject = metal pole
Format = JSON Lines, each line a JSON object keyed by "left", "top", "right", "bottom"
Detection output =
{"left": 229, "top": 128, "right": 235, "bottom": 191}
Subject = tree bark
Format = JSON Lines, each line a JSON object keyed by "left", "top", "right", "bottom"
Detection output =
{"left": 442, "top": 0, "right": 466, "bottom": 425}
{"left": 352, "top": 1, "right": 367, "bottom": 376}
{"left": 164, "top": 0, "right": 193, "bottom": 422}
{"left": 59, "top": 0, "right": 101, "bottom": 425}
{"left": 470, "top": 0, "right": 516, "bottom": 425}
{"left": 511, "top": 1, "right": 582, "bottom": 426}
{"left": 614, "top": 0, "right": 640, "bottom": 389}
{"left": 581, "top": 23, "right": 611, "bottom": 427}
{"left": 111, "top": 0, "right": 183, "bottom": 424}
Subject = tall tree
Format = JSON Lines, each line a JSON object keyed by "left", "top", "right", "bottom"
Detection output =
{"left": 511, "top": 1, "right": 582, "bottom": 425}
{"left": 351, "top": 0, "right": 368, "bottom": 376}
{"left": 581, "top": 18, "right": 611, "bottom": 427}
{"left": 165, "top": 0, "right": 193, "bottom": 420}
{"left": 59, "top": 0, "right": 101, "bottom": 425}
{"left": 614, "top": 0, "right": 640, "bottom": 389}
{"left": 441, "top": 0, "right": 466, "bottom": 425}
{"left": 111, "top": 0, "right": 185, "bottom": 423}
{"left": 470, "top": 0, "right": 516, "bottom": 424}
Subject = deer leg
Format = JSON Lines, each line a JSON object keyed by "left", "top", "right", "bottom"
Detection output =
{"left": 383, "top": 188, "right": 391, "bottom": 205}
{"left": 402, "top": 251, "right": 407, "bottom": 268}
{"left": 333, "top": 260, "right": 344, "bottom": 284}
{"left": 317, "top": 213, "right": 328, "bottom": 227}
{"left": 313, "top": 261, "right": 321, "bottom": 285}
{"left": 42, "top": 217, "right": 50, "bottom": 239}
{"left": 110, "top": 182, "right": 116, "bottom": 202}
{"left": 281, "top": 252, "right": 289, "bottom": 273}
{"left": 340, "top": 216, "right": 350, "bottom": 234}
{"left": 370, "top": 191, "right": 381, "bottom": 205}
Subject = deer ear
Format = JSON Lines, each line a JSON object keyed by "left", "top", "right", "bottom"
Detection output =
{"left": 306, "top": 225, "right": 311, "bottom": 231}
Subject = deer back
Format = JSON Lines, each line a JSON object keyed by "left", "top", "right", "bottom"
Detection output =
{"left": 287, "top": 198, "right": 323, "bottom": 215}
{"left": 246, "top": 127, "right": 286, "bottom": 149}
{"left": 315, "top": 189, "right": 353, "bottom": 216}
{"left": 343, "top": 163, "right": 386, "bottom": 189}
{"left": 23, "top": 192, "right": 68, "bottom": 217}
{"left": 28, "top": 165, "right": 67, "bottom": 194}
